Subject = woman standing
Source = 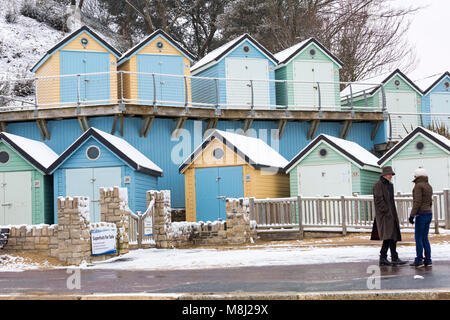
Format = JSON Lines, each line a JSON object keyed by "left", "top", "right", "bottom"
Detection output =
{"left": 409, "top": 168, "right": 433, "bottom": 267}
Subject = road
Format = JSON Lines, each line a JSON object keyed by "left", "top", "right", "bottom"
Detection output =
{"left": 0, "top": 260, "right": 449, "bottom": 296}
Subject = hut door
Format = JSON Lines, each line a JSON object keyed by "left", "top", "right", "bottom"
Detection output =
{"left": 137, "top": 54, "right": 184, "bottom": 105}
{"left": 430, "top": 93, "right": 450, "bottom": 127}
{"left": 298, "top": 163, "right": 351, "bottom": 197}
{"left": 66, "top": 167, "right": 121, "bottom": 222}
{"left": 293, "top": 61, "right": 334, "bottom": 108}
{"left": 0, "top": 171, "right": 32, "bottom": 225}
{"left": 225, "top": 58, "right": 270, "bottom": 109}
{"left": 195, "top": 166, "right": 244, "bottom": 222}
{"left": 60, "top": 51, "right": 110, "bottom": 104}
{"left": 386, "top": 91, "right": 418, "bottom": 140}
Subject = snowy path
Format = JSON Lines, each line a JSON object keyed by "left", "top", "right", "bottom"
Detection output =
{"left": 83, "top": 243, "right": 450, "bottom": 271}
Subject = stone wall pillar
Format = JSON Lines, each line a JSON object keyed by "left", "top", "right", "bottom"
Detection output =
{"left": 225, "top": 198, "right": 255, "bottom": 244}
{"left": 99, "top": 187, "right": 130, "bottom": 255}
{"left": 147, "top": 190, "right": 172, "bottom": 248}
{"left": 57, "top": 196, "right": 91, "bottom": 265}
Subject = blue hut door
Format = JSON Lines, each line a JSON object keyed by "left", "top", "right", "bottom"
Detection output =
{"left": 60, "top": 51, "right": 110, "bottom": 104}
{"left": 430, "top": 93, "right": 450, "bottom": 127}
{"left": 137, "top": 54, "right": 184, "bottom": 105}
{"left": 195, "top": 166, "right": 244, "bottom": 222}
{"left": 66, "top": 167, "right": 121, "bottom": 222}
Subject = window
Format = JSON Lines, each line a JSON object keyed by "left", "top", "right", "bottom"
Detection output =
{"left": 309, "top": 48, "right": 316, "bottom": 57}
{"left": 242, "top": 45, "right": 251, "bottom": 53}
{"left": 319, "top": 148, "right": 327, "bottom": 157}
{"left": 394, "top": 79, "right": 401, "bottom": 87}
{"left": 80, "top": 37, "right": 88, "bottom": 47}
{"left": 86, "top": 146, "right": 101, "bottom": 161}
{"left": 0, "top": 151, "right": 9, "bottom": 164}
{"left": 416, "top": 141, "right": 425, "bottom": 151}
{"left": 156, "top": 41, "right": 164, "bottom": 49}
{"left": 212, "top": 147, "right": 224, "bottom": 160}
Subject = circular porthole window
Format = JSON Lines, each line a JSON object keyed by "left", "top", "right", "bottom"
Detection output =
{"left": 212, "top": 147, "right": 224, "bottom": 160}
{"left": 309, "top": 48, "right": 316, "bottom": 57}
{"left": 86, "top": 145, "right": 101, "bottom": 161}
{"left": 444, "top": 81, "right": 450, "bottom": 89}
{"left": 416, "top": 141, "right": 425, "bottom": 151}
{"left": 80, "top": 37, "right": 89, "bottom": 47}
{"left": 156, "top": 41, "right": 164, "bottom": 49}
{"left": 394, "top": 79, "right": 401, "bottom": 87}
{"left": 0, "top": 151, "right": 10, "bottom": 164}
{"left": 242, "top": 45, "right": 251, "bottom": 53}
{"left": 319, "top": 148, "right": 328, "bottom": 157}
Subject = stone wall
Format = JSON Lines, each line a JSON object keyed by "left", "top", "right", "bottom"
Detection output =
{"left": 148, "top": 191, "right": 256, "bottom": 248}
{"left": 2, "top": 187, "right": 132, "bottom": 265}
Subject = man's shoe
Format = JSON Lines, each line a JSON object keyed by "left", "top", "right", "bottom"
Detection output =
{"left": 379, "top": 256, "right": 392, "bottom": 266}
{"left": 410, "top": 260, "right": 424, "bottom": 267}
{"left": 424, "top": 260, "right": 432, "bottom": 267}
{"left": 391, "top": 257, "right": 408, "bottom": 265}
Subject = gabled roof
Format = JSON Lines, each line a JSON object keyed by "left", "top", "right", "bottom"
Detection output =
{"left": 179, "top": 129, "right": 288, "bottom": 173}
{"left": 274, "top": 37, "right": 343, "bottom": 68}
{"left": 118, "top": 29, "right": 195, "bottom": 66}
{"left": 378, "top": 126, "right": 450, "bottom": 165}
{"left": 191, "top": 34, "right": 278, "bottom": 74}
{"left": 284, "top": 134, "right": 380, "bottom": 173}
{"left": 0, "top": 132, "right": 59, "bottom": 174}
{"left": 48, "top": 128, "right": 163, "bottom": 177}
{"left": 419, "top": 71, "right": 450, "bottom": 95}
{"left": 340, "top": 69, "right": 423, "bottom": 99}
{"left": 31, "top": 25, "right": 121, "bottom": 72}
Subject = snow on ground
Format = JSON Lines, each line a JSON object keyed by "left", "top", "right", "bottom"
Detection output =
{"left": 83, "top": 242, "right": 450, "bottom": 271}
{"left": 0, "top": 254, "right": 53, "bottom": 272}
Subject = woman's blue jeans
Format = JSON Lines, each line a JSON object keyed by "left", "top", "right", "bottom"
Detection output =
{"left": 414, "top": 214, "right": 432, "bottom": 263}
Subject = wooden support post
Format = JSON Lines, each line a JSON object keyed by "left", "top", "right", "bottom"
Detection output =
{"left": 433, "top": 195, "right": 440, "bottom": 234}
{"left": 120, "top": 114, "right": 124, "bottom": 137}
{"left": 36, "top": 119, "right": 45, "bottom": 140}
{"left": 144, "top": 116, "right": 154, "bottom": 138}
{"left": 41, "top": 119, "right": 50, "bottom": 140}
{"left": 371, "top": 121, "right": 382, "bottom": 141}
{"left": 243, "top": 118, "right": 254, "bottom": 134}
{"left": 341, "top": 195, "right": 347, "bottom": 235}
{"left": 249, "top": 197, "right": 255, "bottom": 221}
{"left": 0, "top": 122, "right": 7, "bottom": 133}
{"left": 111, "top": 114, "right": 118, "bottom": 135}
{"left": 297, "top": 196, "right": 304, "bottom": 240}
{"left": 339, "top": 120, "right": 352, "bottom": 139}
{"left": 275, "top": 119, "right": 287, "bottom": 140}
{"left": 139, "top": 116, "right": 151, "bottom": 137}
{"left": 444, "top": 189, "right": 450, "bottom": 229}
{"left": 172, "top": 117, "right": 187, "bottom": 139}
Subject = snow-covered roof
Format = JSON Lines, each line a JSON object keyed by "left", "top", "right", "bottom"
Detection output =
{"left": 416, "top": 71, "right": 450, "bottom": 95}
{"left": 179, "top": 129, "right": 288, "bottom": 173}
{"left": 284, "top": 134, "right": 380, "bottom": 173}
{"left": 378, "top": 126, "right": 450, "bottom": 165}
{"left": 118, "top": 29, "right": 195, "bottom": 65}
{"left": 340, "top": 69, "right": 423, "bottom": 99}
{"left": 191, "top": 34, "right": 278, "bottom": 74}
{"left": 0, "top": 132, "right": 58, "bottom": 173}
{"left": 48, "top": 127, "right": 163, "bottom": 177}
{"left": 274, "top": 38, "right": 343, "bottom": 67}
{"left": 31, "top": 25, "right": 121, "bottom": 72}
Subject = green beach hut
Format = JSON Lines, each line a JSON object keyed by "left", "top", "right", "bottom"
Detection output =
{"left": 0, "top": 132, "right": 58, "bottom": 225}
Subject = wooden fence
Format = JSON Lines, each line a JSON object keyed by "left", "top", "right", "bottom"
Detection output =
{"left": 249, "top": 190, "right": 450, "bottom": 238}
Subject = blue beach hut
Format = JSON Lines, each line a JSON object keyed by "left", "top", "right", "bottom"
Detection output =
{"left": 191, "top": 34, "right": 278, "bottom": 109}
{"left": 48, "top": 127, "right": 163, "bottom": 223}
{"left": 418, "top": 71, "right": 450, "bottom": 128}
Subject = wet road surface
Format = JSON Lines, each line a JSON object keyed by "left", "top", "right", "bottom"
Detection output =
{"left": 0, "top": 260, "right": 449, "bottom": 296}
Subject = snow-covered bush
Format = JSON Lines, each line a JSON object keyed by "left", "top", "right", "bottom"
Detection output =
{"left": 13, "top": 79, "right": 34, "bottom": 97}
{"left": 20, "top": 0, "right": 69, "bottom": 32}
{"left": 0, "top": 81, "right": 11, "bottom": 107}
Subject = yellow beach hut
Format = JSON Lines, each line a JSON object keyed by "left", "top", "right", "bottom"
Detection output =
{"left": 179, "top": 129, "right": 289, "bottom": 222}
{"left": 31, "top": 25, "right": 121, "bottom": 107}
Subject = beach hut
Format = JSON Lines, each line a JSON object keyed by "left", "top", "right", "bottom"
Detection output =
{"left": 0, "top": 132, "right": 58, "bottom": 225}
{"left": 31, "top": 25, "right": 121, "bottom": 107}
{"left": 274, "top": 38, "right": 343, "bottom": 109}
{"left": 340, "top": 69, "right": 423, "bottom": 141}
{"left": 418, "top": 71, "right": 450, "bottom": 128}
{"left": 378, "top": 126, "right": 450, "bottom": 193}
{"left": 48, "top": 127, "right": 163, "bottom": 223}
{"left": 284, "top": 134, "right": 381, "bottom": 197}
{"left": 190, "top": 34, "right": 278, "bottom": 109}
{"left": 117, "top": 29, "right": 195, "bottom": 106}
{"left": 179, "top": 129, "right": 289, "bottom": 222}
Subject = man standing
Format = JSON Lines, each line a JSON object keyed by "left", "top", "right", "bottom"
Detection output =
{"left": 371, "top": 166, "right": 407, "bottom": 266}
